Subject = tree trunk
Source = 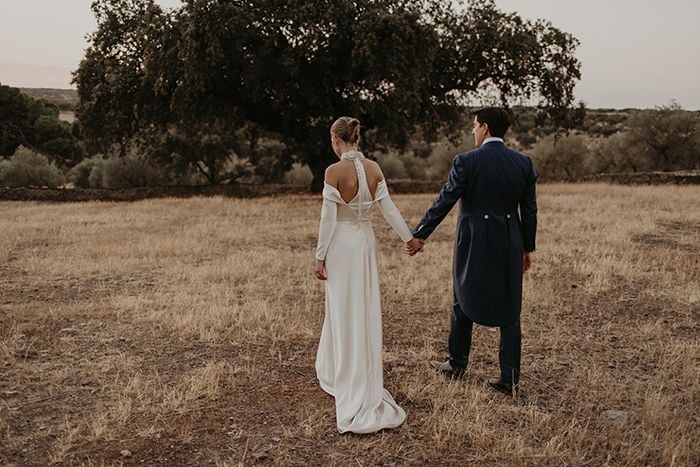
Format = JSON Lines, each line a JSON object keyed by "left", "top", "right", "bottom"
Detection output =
{"left": 308, "top": 154, "right": 335, "bottom": 193}
{"left": 247, "top": 124, "right": 260, "bottom": 165}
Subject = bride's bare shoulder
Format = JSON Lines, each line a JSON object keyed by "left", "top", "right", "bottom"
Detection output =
{"left": 363, "top": 159, "right": 384, "bottom": 182}
{"left": 324, "top": 161, "right": 345, "bottom": 185}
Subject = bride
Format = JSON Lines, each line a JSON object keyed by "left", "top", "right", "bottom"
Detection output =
{"left": 314, "top": 116, "right": 424, "bottom": 434}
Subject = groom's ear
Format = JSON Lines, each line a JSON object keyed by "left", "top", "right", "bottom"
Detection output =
{"left": 483, "top": 122, "right": 491, "bottom": 137}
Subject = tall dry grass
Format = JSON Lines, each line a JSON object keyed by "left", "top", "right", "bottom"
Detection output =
{"left": 0, "top": 183, "right": 698, "bottom": 466}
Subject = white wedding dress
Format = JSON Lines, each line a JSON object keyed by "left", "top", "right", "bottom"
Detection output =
{"left": 314, "top": 150, "right": 413, "bottom": 434}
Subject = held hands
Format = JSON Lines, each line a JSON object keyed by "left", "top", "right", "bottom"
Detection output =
{"left": 314, "top": 259, "right": 327, "bottom": 280}
{"left": 316, "top": 238, "right": 425, "bottom": 279}
{"left": 405, "top": 238, "right": 425, "bottom": 256}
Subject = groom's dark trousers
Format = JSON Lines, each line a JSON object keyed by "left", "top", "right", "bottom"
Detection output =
{"left": 448, "top": 294, "right": 521, "bottom": 385}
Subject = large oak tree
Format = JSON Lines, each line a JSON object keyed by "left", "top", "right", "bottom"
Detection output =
{"left": 75, "top": 0, "right": 583, "bottom": 190}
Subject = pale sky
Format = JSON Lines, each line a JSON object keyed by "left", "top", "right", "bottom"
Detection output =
{"left": 0, "top": 0, "right": 698, "bottom": 109}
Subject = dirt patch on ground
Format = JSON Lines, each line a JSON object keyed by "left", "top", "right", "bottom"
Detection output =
{"left": 632, "top": 219, "right": 700, "bottom": 252}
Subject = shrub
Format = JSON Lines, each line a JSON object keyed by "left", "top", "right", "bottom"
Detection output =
{"left": 398, "top": 151, "right": 430, "bottom": 180}
{"left": 374, "top": 151, "right": 407, "bottom": 179}
{"left": 589, "top": 131, "right": 651, "bottom": 174}
{"left": 283, "top": 163, "right": 313, "bottom": 185}
{"left": 172, "top": 168, "right": 209, "bottom": 186}
{"left": 100, "top": 156, "right": 167, "bottom": 189}
{"left": 88, "top": 160, "right": 106, "bottom": 188}
{"left": 516, "top": 132, "right": 537, "bottom": 149}
{"left": 69, "top": 152, "right": 170, "bottom": 189}
{"left": 0, "top": 146, "right": 65, "bottom": 188}
{"left": 425, "top": 139, "right": 473, "bottom": 181}
{"left": 252, "top": 138, "right": 290, "bottom": 182}
{"left": 626, "top": 103, "right": 699, "bottom": 171}
{"left": 530, "top": 133, "right": 590, "bottom": 178}
{"left": 67, "top": 156, "right": 106, "bottom": 188}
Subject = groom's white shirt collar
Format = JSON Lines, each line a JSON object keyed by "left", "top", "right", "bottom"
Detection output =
{"left": 482, "top": 137, "right": 504, "bottom": 145}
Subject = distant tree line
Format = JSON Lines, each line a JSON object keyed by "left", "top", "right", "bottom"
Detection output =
{"left": 355, "top": 102, "right": 699, "bottom": 182}
{"left": 515, "top": 102, "right": 700, "bottom": 179}
{"left": 2, "top": 90, "right": 697, "bottom": 188}
{"left": 19, "top": 88, "right": 79, "bottom": 112}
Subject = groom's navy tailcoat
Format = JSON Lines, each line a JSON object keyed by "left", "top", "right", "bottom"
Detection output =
{"left": 412, "top": 141, "right": 538, "bottom": 327}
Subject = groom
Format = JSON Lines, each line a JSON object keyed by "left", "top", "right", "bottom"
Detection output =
{"left": 409, "top": 107, "right": 537, "bottom": 395}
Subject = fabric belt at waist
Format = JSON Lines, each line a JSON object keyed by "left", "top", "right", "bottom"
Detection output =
{"left": 336, "top": 219, "right": 372, "bottom": 224}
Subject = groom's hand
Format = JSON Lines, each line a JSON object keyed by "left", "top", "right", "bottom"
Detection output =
{"left": 405, "top": 238, "right": 425, "bottom": 256}
{"left": 522, "top": 252, "right": 533, "bottom": 273}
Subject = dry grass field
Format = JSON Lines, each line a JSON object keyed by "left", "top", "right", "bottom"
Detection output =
{"left": 1, "top": 183, "right": 698, "bottom": 466}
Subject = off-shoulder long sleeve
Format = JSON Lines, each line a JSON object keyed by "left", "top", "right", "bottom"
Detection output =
{"left": 315, "top": 192, "right": 338, "bottom": 261}
{"left": 375, "top": 180, "right": 413, "bottom": 243}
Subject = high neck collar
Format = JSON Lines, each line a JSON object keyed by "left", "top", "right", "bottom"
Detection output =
{"left": 340, "top": 150, "right": 364, "bottom": 161}
{"left": 482, "top": 137, "right": 504, "bottom": 145}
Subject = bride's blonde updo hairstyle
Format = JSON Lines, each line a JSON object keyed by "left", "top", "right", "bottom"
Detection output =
{"left": 331, "top": 116, "right": 361, "bottom": 146}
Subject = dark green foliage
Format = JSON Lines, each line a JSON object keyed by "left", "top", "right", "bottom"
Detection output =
{"left": 0, "top": 85, "right": 33, "bottom": 156}
{"left": 590, "top": 132, "right": 648, "bottom": 174}
{"left": 148, "top": 125, "right": 254, "bottom": 186}
{"left": 374, "top": 151, "right": 409, "bottom": 179}
{"left": 579, "top": 110, "right": 629, "bottom": 137}
{"left": 580, "top": 103, "right": 699, "bottom": 174}
{"left": 243, "top": 137, "right": 292, "bottom": 183}
{"left": 283, "top": 163, "right": 313, "bottom": 185}
{"left": 530, "top": 134, "right": 589, "bottom": 178}
{"left": 67, "top": 155, "right": 106, "bottom": 188}
{"left": 516, "top": 132, "right": 537, "bottom": 149}
{"left": 372, "top": 129, "right": 475, "bottom": 181}
{"left": 100, "top": 156, "right": 167, "bottom": 189}
{"left": 73, "top": 0, "right": 176, "bottom": 156}
{"left": 0, "top": 146, "right": 66, "bottom": 188}
{"left": 626, "top": 103, "right": 699, "bottom": 171}
{"left": 88, "top": 159, "right": 106, "bottom": 189}
{"left": 33, "top": 115, "right": 82, "bottom": 163}
{"left": 68, "top": 152, "right": 171, "bottom": 189}
{"left": 19, "top": 88, "right": 78, "bottom": 111}
{"left": 424, "top": 136, "right": 475, "bottom": 181}
{"left": 515, "top": 103, "right": 699, "bottom": 176}
{"left": 0, "top": 83, "right": 81, "bottom": 165}
{"left": 400, "top": 152, "right": 431, "bottom": 180}
{"left": 74, "top": 0, "right": 584, "bottom": 190}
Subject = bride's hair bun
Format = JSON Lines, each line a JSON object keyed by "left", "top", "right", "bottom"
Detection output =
{"left": 331, "top": 116, "right": 362, "bottom": 146}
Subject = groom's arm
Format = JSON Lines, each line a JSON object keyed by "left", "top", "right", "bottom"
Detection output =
{"left": 519, "top": 157, "right": 538, "bottom": 252}
{"left": 412, "top": 154, "right": 469, "bottom": 240}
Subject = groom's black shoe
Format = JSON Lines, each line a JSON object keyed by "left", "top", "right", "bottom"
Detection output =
{"left": 430, "top": 360, "right": 465, "bottom": 379}
{"left": 488, "top": 378, "right": 519, "bottom": 396}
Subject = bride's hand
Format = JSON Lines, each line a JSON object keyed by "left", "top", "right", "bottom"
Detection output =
{"left": 314, "top": 259, "right": 327, "bottom": 280}
{"left": 405, "top": 238, "right": 425, "bottom": 256}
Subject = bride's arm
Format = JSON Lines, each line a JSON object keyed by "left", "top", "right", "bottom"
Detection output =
{"left": 315, "top": 196, "right": 337, "bottom": 261}
{"left": 315, "top": 167, "right": 338, "bottom": 261}
{"left": 377, "top": 184, "right": 414, "bottom": 243}
{"left": 315, "top": 165, "right": 340, "bottom": 262}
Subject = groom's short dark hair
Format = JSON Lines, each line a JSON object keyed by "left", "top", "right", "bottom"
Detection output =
{"left": 472, "top": 107, "right": 511, "bottom": 138}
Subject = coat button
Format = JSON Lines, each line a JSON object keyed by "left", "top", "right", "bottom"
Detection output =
{"left": 507, "top": 214, "right": 511, "bottom": 218}
{"left": 484, "top": 214, "right": 489, "bottom": 219}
